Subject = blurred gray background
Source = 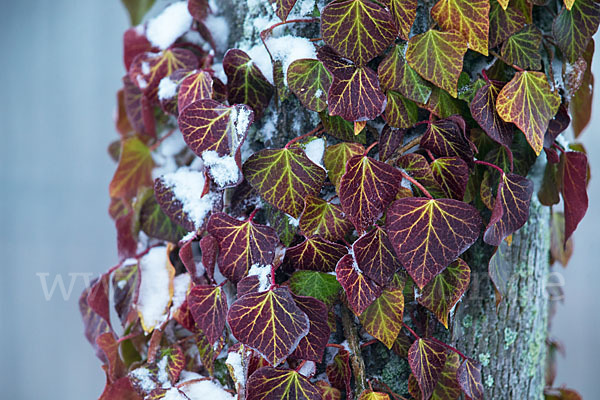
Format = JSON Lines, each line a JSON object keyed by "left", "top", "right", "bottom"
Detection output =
{"left": 0, "top": 1, "right": 598, "bottom": 399}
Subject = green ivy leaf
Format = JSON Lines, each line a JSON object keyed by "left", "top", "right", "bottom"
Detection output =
{"left": 323, "top": 142, "right": 365, "bottom": 192}
{"left": 109, "top": 137, "right": 155, "bottom": 200}
{"left": 122, "top": 0, "right": 156, "bottom": 26}
{"left": 289, "top": 270, "right": 342, "bottom": 307}
{"left": 359, "top": 285, "right": 404, "bottom": 348}
{"left": 382, "top": 90, "right": 418, "bottom": 128}
{"left": 406, "top": 29, "right": 468, "bottom": 97}
{"left": 488, "top": 0, "right": 526, "bottom": 48}
{"left": 300, "top": 196, "right": 353, "bottom": 241}
{"left": 378, "top": 44, "right": 432, "bottom": 104}
{"left": 500, "top": 25, "right": 542, "bottom": 70}
{"left": 287, "top": 59, "right": 332, "bottom": 112}
{"left": 552, "top": 0, "right": 600, "bottom": 63}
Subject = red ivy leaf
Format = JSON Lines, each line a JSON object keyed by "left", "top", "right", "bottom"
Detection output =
{"left": 335, "top": 253, "right": 383, "bottom": 315}
{"left": 353, "top": 226, "right": 401, "bottom": 286}
{"left": 483, "top": 173, "right": 533, "bottom": 246}
{"left": 381, "top": 0, "right": 417, "bottom": 40}
{"left": 432, "top": 352, "right": 461, "bottom": 399}
{"left": 291, "top": 294, "right": 331, "bottom": 362}
{"left": 430, "top": 157, "right": 470, "bottom": 201}
{"left": 386, "top": 197, "right": 482, "bottom": 288}
{"left": 398, "top": 153, "right": 446, "bottom": 198}
{"left": 339, "top": 155, "right": 401, "bottom": 232}
{"left": 243, "top": 148, "right": 326, "bottom": 218}
{"left": 188, "top": 284, "right": 228, "bottom": 344}
{"left": 323, "top": 142, "right": 365, "bottom": 192}
{"left": 431, "top": 0, "right": 490, "bottom": 56}
{"left": 470, "top": 81, "right": 514, "bottom": 148}
{"left": 559, "top": 151, "right": 589, "bottom": 242}
{"left": 227, "top": 287, "right": 310, "bottom": 366}
{"left": 178, "top": 70, "right": 213, "bottom": 112}
{"left": 379, "top": 125, "right": 405, "bottom": 162}
{"left": 286, "top": 236, "right": 348, "bottom": 273}
{"left": 457, "top": 359, "right": 484, "bottom": 400}
{"left": 246, "top": 367, "right": 321, "bottom": 400}
{"left": 224, "top": 49, "right": 274, "bottom": 118}
{"left": 316, "top": 380, "right": 342, "bottom": 400}
{"left": 123, "top": 27, "right": 155, "bottom": 71}
{"left": 420, "top": 116, "right": 475, "bottom": 167}
{"left": 417, "top": 258, "right": 470, "bottom": 328}
{"left": 112, "top": 262, "right": 140, "bottom": 326}
{"left": 207, "top": 212, "right": 279, "bottom": 283}
{"left": 123, "top": 75, "right": 156, "bottom": 139}
{"left": 408, "top": 338, "right": 448, "bottom": 400}
{"left": 178, "top": 99, "right": 254, "bottom": 157}
{"left": 109, "top": 137, "right": 155, "bottom": 200}
{"left": 326, "top": 349, "right": 352, "bottom": 395}
{"left": 270, "top": 0, "right": 298, "bottom": 21}
{"left": 320, "top": 0, "right": 397, "bottom": 66}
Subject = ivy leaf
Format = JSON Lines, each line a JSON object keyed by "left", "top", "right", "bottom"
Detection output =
{"left": 469, "top": 81, "right": 514, "bottom": 148}
{"left": 326, "top": 349, "right": 352, "bottom": 395}
{"left": 323, "top": 142, "right": 365, "bottom": 192}
{"left": 386, "top": 198, "right": 482, "bottom": 288}
{"left": 224, "top": 49, "right": 274, "bottom": 118}
{"left": 243, "top": 148, "right": 326, "bottom": 218}
{"left": 378, "top": 44, "right": 432, "bottom": 104}
{"left": 430, "top": 157, "right": 470, "bottom": 201}
{"left": 287, "top": 59, "right": 333, "bottom": 112}
{"left": 420, "top": 116, "right": 475, "bottom": 167}
{"left": 379, "top": 125, "right": 405, "bottom": 162}
{"left": 320, "top": 112, "right": 366, "bottom": 143}
{"left": 206, "top": 212, "right": 279, "bottom": 283}
{"left": 339, "top": 155, "right": 402, "bottom": 232}
{"left": 289, "top": 270, "right": 342, "bottom": 307}
{"left": 336, "top": 253, "right": 383, "bottom": 315}
{"left": 487, "top": 238, "right": 513, "bottom": 304}
{"left": 188, "top": 285, "right": 228, "bottom": 344}
{"left": 353, "top": 227, "right": 402, "bottom": 286}
{"left": 488, "top": 0, "right": 526, "bottom": 48}
{"left": 327, "top": 65, "right": 387, "bottom": 122}
{"left": 121, "top": 0, "right": 156, "bottom": 25}
{"left": 383, "top": 91, "right": 418, "bottom": 128}
{"left": 359, "top": 285, "right": 404, "bottom": 348}
{"left": 320, "top": 0, "right": 397, "bottom": 66}
{"left": 299, "top": 196, "right": 353, "bottom": 241}
{"left": 406, "top": 29, "right": 468, "bottom": 97}
{"left": 571, "top": 40, "right": 595, "bottom": 137}
{"left": 431, "top": 0, "right": 490, "bottom": 55}
{"left": 109, "top": 137, "right": 154, "bottom": 200}
{"left": 316, "top": 381, "right": 342, "bottom": 400}
{"left": 457, "top": 359, "right": 484, "bottom": 400}
{"left": 359, "top": 391, "right": 390, "bottom": 400}
{"left": 553, "top": 0, "right": 600, "bottom": 63}
{"left": 559, "top": 151, "right": 589, "bottom": 242}
{"left": 129, "top": 49, "right": 198, "bottom": 101}
{"left": 178, "top": 70, "right": 213, "bottom": 112}
{"left": 398, "top": 153, "right": 447, "bottom": 198}
{"left": 423, "top": 86, "right": 463, "bottom": 118}
{"left": 483, "top": 173, "right": 533, "bottom": 246}
{"left": 270, "top": 0, "right": 298, "bottom": 21}
{"left": 432, "top": 352, "right": 461, "bottom": 400}
{"left": 291, "top": 294, "right": 331, "bottom": 362}
{"left": 138, "top": 190, "right": 187, "bottom": 243}
{"left": 246, "top": 367, "right": 321, "bottom": 400}
{"left": 123, "top": 76, "right": 156, "bottom": 139}
{"left": 408, "top": 338, "right": 448, "bottom": 400}
{"left": 500, "top": 25, "right": 542, "bottom": 70}
{"left": 227, "top": 288, "right": 310, "bottom": 366}
{"left": 496, "top": 71, "right": 561, "bottom": 155}
{"left": 112, "top": 263, "right": 140, "bottom": 326}
{"left": 178, "top": 99, "right": 254, "bottom": 157}
{"left": 380, "top": 0, "right": 417, "bottom": 40}
{"left": 551, "top": 211, "right": 573, "bottom": 267}
{"left": 286, "top": 236, "right": 348, "bottom": 272}
{"left": 417, "top": 258, "right": 470, "bottom": 328}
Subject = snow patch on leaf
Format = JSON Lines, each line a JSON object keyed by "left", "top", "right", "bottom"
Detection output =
{"left": 304, "top": 138, "right": 325, "bottom": 168}
{"left": 146, "top": 2, "right": 193, "bottom": 50}
{"left": 137, "top": 246, "right": 173, "bottom": 332}
{"left": 202, "top": 150, "right": 240, "bottom": 187}
{"left": 248, "top": 263, "right": 272, "bottom": 291}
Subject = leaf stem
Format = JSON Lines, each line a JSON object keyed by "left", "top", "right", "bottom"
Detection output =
{"left": 270, "top": 264, "right": 277, "bottom": 287}
{"left": 401, "top": 322, "right": 421, "bottom": 340}
{"left": 424, "top": 149, "right": 436, "bottom": 162}
{"left": 364, "top": 141, "right": 379, "bottom": 156}
{"left": 285, "top": 125, "right": 323, "bottom": 149}
{"left": 260, "top": 18, "right": 319, "bottom": 39}
{"left": 248, "top": 208, "right": 259, "bottom": 221}
{"left": 341, "top": 305, "right": 368, "bottom": 395}
{"left": 428, "top": 336, "right": 469, "bottom": 360}
{"left": 150, "top": 128, "right": 176, "bottom": 152}
{"left": 360, "top": 339, "right": 379, "bottom": 348}
{"left": 295, "top": 360, "right": 307, "bottom": 373}
{"left": 481, "top": 69, "right": 490, "bottom": 84}
{"left": 397, "top": 136, "right": 422, "bottom": 156}
{"left": 474, "top": 160, "right": 505, "bottom": 176}
{"left": 552, "top": 142, "right": 565, "bottom": 153}
{"left": 400, "top": 171, "right": 433, "bottom": 199}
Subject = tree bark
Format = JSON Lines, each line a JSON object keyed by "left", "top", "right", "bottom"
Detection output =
{"left": 218, "top": 1, "right": 552, "bottom": 399}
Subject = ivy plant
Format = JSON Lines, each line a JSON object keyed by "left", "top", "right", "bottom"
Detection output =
{"left": 83, "top": 0, "right": 596, "bottom": 399}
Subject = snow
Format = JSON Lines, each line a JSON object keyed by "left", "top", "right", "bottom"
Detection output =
{"left": 146, "top": 2, "right": 193, "bottom": 50}
{"left": 348, "top": 248, "right": 363, "bottom": 274}
{"left": 137, "top": 246, "right": 172, "bottom": 332}
{"left": 314, "top": 88, "right": 323, "bottom": 98}
{"left": 157, "top": 355, "right": 172, "bottom": 388}
{"left": 298, "top": 360, "right": 316, "bottom": 378}
{"left": 211, "top": 62, "right": 227, "bottom": 83}
{"left": 130, "top": 367, "right": 158, "bottom": 392}
{"left": 142, "top": 61, "right": 150, "bottom": 75}
{"left": 160, "top": 167, "right": 216, "bottom": 230}
{"left": 204, "top": 14, "right": 229, "bottom": 53}
{"left": 304, "top": 138, "right": 325, "bottom": 168}
{"left": 244, "top": 35, "right": 317, "bottom": 85}
{"left": 180, "top": 379, "right": 235, "bottom": 400}
{"left": 248, "top": 263, "right": 271, "bottom": 291}
{"left": 152, "top": 130, "right": 188, "bottom": 179}
{"left": 229, "top": 106, "right": 253, "bottom": 151}
{"left": 136, "top": 75, "right": 148, "bottom": 89}
{"left": 170, "top": 273, "right": 191, "bottom": 315}
{"left": 288, "top": 0, "right": 316, "bottom": 18}
{"left": 286, "top": 214, "right": 300, "bottom": 227}
{"left": 202, "top": 150, "right": 240, "bottom": 187}
{"left": 225, "top": 350, "right": 245, "bottom": 385}
{"left": 158, "top": 76, "right": 179, "bottom": 100}
{"left": 164, "top": 388, "right": 188, "bottom": 400}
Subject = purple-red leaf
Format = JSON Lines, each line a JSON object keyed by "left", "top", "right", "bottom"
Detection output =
{"left": 335, "top": 253, "right": 383, "bottom": 315}
{"left": 353, "top": 226, "right": 401, "bottom": 286}
{"left": 246, "top": 367, "right": 321, "bottom": 400}
{"left": 559, "top": 151, "right": 589, "bottom": 242}
{"left": 408, "top": 338, "right": 448, "bottom": 400}
{"left": 188, "top": 284, "right": 228, "bottom": 344}
{"left": 420, "top": 116, "right": 475, "bottom": 167}
{"left": 386, "top": 198, "right": 482, "bottom": 288}
{"left": 227, "top": 287, "right": 310, "bottom": 366}
{"left": 291, "top": 294, "right": 331, "bottom": 362}
{"left": 286, "top": 236, "right": 348, "bottom": 273}
{"left": 299, "top": 196, "right": 353, "bottom": 241}
{"left": 457, "top": 359, "right": 484, "bottom": 400}
{"left": 470, "top": 81, "right": 514, "bottom": 148}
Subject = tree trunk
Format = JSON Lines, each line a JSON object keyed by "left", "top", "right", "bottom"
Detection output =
{"left": 217, "top": 1, "right": 552, "bottom": 399}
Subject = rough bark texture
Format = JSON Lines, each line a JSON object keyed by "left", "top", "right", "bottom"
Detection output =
{"left": 219, "top": 1, "right": 552, "bottom": 399}
{"left": 452, "top": 198, "right": 550, "bottom": 399}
